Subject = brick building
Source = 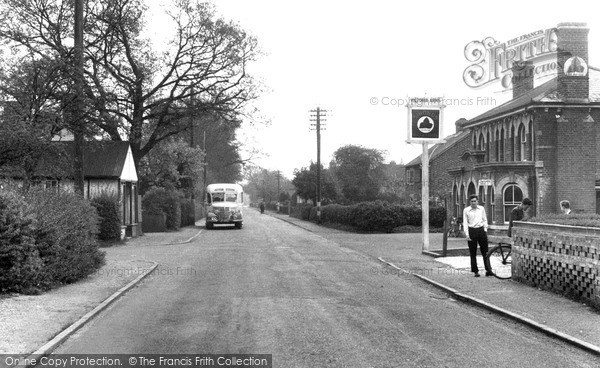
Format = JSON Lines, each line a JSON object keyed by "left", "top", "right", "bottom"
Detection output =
{"left": 406, "top": 22, "right": 600, "bottom": 229}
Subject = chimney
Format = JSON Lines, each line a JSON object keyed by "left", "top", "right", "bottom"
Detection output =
{"left": 556, "top": 22, "right": 589, "bottom": 102}
{"left": 512, "top": 61, "right": 535, "bottom": 98}
{"left": 455, "top": 118, "right": 468, "bottom": 133}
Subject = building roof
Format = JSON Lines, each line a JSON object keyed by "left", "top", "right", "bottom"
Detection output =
{"left": 467, "top": 67, "right": 600, "bottom": 126}
{"left": 405, "top": 129, "right": 471, "bottom": 167}
{"left": 3, "top": 141, "right": 135, "bottom": 180}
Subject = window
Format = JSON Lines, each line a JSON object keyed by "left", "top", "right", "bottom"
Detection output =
{"left": 32, "top": 179, "right": 59, "bottom": 192}
{"left": 503, "top": 184, "right": 523, "bottom": 223}
{"left": 519, "top": 124, "right": 526, "bottom": 161}
{"left": 478, "top": 185, "right": 485, "bottom": 205}
{"left": 453, "top": 185, "right": 459, "bottom": 217}
{"left": 467, "top": 182, "right": 476, "bottom": 199}
{"left": 499, "top": 128, "right": 505, "bottom": 161}
{"left": 491, "top": 187, "right": 495, "bottom": 223}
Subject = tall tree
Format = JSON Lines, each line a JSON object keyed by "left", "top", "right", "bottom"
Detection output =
{"left": 330, "top": 145, "right": 386, "bottom": 203}
{"left": 0, "top": 0, "right": 261, "bottom": 170}
{"left": 291, "top": 162, "right": 337, "bottom": 205}
{"left": 0, "top": 58, "right": 70, "bottom": 183}
{"left": 138, "top": 137, "right": 204, "bottom": 195}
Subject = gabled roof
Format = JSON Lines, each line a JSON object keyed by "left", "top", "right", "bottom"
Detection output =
{"left": 467, "top": 67, "right": 600, "bottom": 125}
{"left": 2, "top": 141, "right": 135, "bottom": 180}
{"left": 405, "top": 129, "right": 471, "bottom": 167}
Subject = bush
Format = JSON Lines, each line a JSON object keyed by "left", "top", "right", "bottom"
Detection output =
{"left": 349, "top": 201, "right": 401, "bottom": 233}
{"left": 0, "top": 191, "right": 45, "bottom": 293}
{"left": 0, "top": 188, "right": 105, "bottom": 294}
{"left": 299, "top": 201, "right": 447, "bottom": 233}
{"left": 180, "top": 199, "right": 196, "bottom": 227}
{"left": 91, "top": 192, "right": 122, "bottom": 241}
{"left": 528, "top": 213, "right": 600, "bottom": 228}
{"left": 290, "top": 204, "right": 313, "bottom": 221}
{"left": 24, "top": 188, "right": 105, "bottom": 286}
{"left": 142, "top": 188, "right": 182, "bottom": 230}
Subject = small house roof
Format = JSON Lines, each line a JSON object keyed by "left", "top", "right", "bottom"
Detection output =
{"left": 405, "top": 129, "right": 471, "bottom": 167}
{"left": 2, "top": 141, "right": 137, "bottom": 181}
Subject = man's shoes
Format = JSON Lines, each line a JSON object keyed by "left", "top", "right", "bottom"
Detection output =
{"left": 485, "top": 271, "right": 494, "bottom": 277}
{"left": 474, "top": 272, "right": 480, "bottom": 277}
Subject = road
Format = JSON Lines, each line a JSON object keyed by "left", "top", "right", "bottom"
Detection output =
{"left": 55, "top": 210, "right": 598, "bottom": 367}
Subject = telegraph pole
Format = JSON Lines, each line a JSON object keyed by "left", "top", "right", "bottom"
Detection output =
{"left": 73, "top": 0, "right": 85, "bottom": 196}
{"left": 310, "top": 107, "right": 327, "bottom": 222}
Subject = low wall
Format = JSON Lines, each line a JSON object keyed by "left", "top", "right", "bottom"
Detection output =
{"left": 512, "top": 221, "right": 600, "bottom": 310}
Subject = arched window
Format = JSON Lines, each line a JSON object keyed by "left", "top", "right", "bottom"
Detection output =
{"left": 486, "top": 131, "right": 491, "bottom": 162}
{"left": 460, "top": 184, "right": 465, "bottom": 218}
{"left": 479, "top": 132, "right": 485, "bottom": 151}
{"left": 478, "top": 185, "right": 485, "bottom": 205}
{"left": 510, "top": 125, "right": 516, "bottom": 161}
{"left": 453, "top": 185, "right": 459, "bottom": 217}
{"left": 503, "top": 184, "right": 523, "bottom": 223}
{"left": 518, "top": 124, "right": 526, "bottom": 161}
{"left": 490, "top": 187, "right": 495, "bottom": 223}
{"left": 499, "top": 127, "right": 505, "bottom": 161}
{"left": 468, "top": 182, "right": 476, "bottom": 199}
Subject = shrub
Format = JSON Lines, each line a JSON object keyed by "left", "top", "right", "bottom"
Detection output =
{"left": 290, "top": 203, "right": 313, "bottom": 221}
{"left": 528, "top": 213, "right": 600, "bottom": 228}
{"left": 142, "top": 188, "right": 182, "bottom": 230}
{"left": 0, "top": 190, "right": 45, "bottom": 293}
{"left": 24, "top": 188, "right": 105, "bottom": 286}
{"left": 91, "top": 192, "right": 122, "bottom": 241}
{"left": 349, "top": 201, "right": 402, "bottom": 233}
{"left": 0, "top": 188, "right": 105, "bottom": 294}
{"left": 180, "top": 199, "right": 196, "bottom": 227}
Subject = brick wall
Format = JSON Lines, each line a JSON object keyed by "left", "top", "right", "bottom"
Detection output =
{"left": 430, "top": 134, "right": 471, "bottom": 199}
{"left": 534, "top": 110, "right": 558, "bottom": 215}
{"left": 512, "top": 221, "right": 600, "bottom": 310}
{"left": 556, "top": 109, "right": 596, "bottom": 213}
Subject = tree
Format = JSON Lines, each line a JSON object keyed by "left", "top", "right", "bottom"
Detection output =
{"left": 138, "top": 137, "right": 204, "bottom": 195}
{"left": 292, "top": 162, "right": 337, "bottom": 205}
{"left": 330, "top": 145, "right": 386, "bottom": 203}
{"left": 0, "top": 0, "right": 261, "bottom": 170}
{"left": 243, "top": 166, "right": 292, "bottom": 204}
{"left": 0, "top": 58, "right": 71, "bottom": 184}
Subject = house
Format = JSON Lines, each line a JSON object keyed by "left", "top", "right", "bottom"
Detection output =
{"left": 0, "top": 140, "right": 141, "bottom": 238}
{"left": 405, "top": 22, "right": 600, "bottom": 230}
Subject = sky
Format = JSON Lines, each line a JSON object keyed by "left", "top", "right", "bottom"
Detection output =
{"left": 208, "top": 0, "right": 600, "bottom": 179}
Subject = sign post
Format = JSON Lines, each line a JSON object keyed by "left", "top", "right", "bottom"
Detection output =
{"left": 406, "top": 97, "right": 446, "bottom": 252}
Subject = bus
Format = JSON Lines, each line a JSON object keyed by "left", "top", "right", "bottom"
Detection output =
{"left": 205, "top": 183, "right": 244, "bottom": 229}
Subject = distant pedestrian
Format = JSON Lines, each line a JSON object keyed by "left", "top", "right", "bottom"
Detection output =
{"left": 507, "top": 198, "right": 533, "bottom": 237}
{"left": 463, "top": 194, "right": 493, "bottom": 277}
{"left": 560, "top": 200, "right": 572, "bottom": 215}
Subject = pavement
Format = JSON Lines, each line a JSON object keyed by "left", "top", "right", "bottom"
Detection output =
{"left": 265, "top": 210, "right": 600, "bottom": 356}
{"left": 13, "top": 211, "right": 600, "bottom": 361}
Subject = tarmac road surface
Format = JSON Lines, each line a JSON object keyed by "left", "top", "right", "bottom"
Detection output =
{"left": 54, "top": 210, "right": 599, "bottom": 367}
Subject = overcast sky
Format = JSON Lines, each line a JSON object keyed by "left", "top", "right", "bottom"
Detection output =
{"left": 210, "top": 0, "right": 600, "bottom": 178}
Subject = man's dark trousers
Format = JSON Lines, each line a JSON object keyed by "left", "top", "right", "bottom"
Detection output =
{"left": 467, "top": 227, "right": 492, "bottom": 273}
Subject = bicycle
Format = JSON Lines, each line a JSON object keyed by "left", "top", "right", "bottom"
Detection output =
{"left": 487, "top": 242, "right": 512, "bottom": 279}
{"left": 447, "top": 216, "right": 462, "bottom": 238}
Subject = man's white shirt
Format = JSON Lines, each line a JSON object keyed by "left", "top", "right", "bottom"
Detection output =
{"left": 463, "top": 205, "right": 488, "bottom": 231}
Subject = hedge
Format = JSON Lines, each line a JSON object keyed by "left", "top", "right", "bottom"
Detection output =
{"left": 0, "top": 188, "right": 105, "bottom": 294}
{"left": 293, "top": 201, "right": 446, "bottom": 233}
{"left": 528, "top": 213, "right": 600, "bottom": 228}
{"left": 91, "top": 192, "right": 122, "bottom": 241}
{"left": 142, "top": 188, "right": 182, "bottom": 230}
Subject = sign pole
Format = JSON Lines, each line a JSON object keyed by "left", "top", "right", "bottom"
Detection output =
{"left": 422, "top": 142, "right": 430, "bottom": 252}
{"left": 406, "top": 97, "right": 445, "bottom": 254}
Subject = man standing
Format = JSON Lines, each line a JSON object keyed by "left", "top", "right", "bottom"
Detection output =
{"left": 507, "top": 198, "right": 533, "bottom": 237}
{"left": 463, "top": 194, "right": 493, "bottom": 277}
